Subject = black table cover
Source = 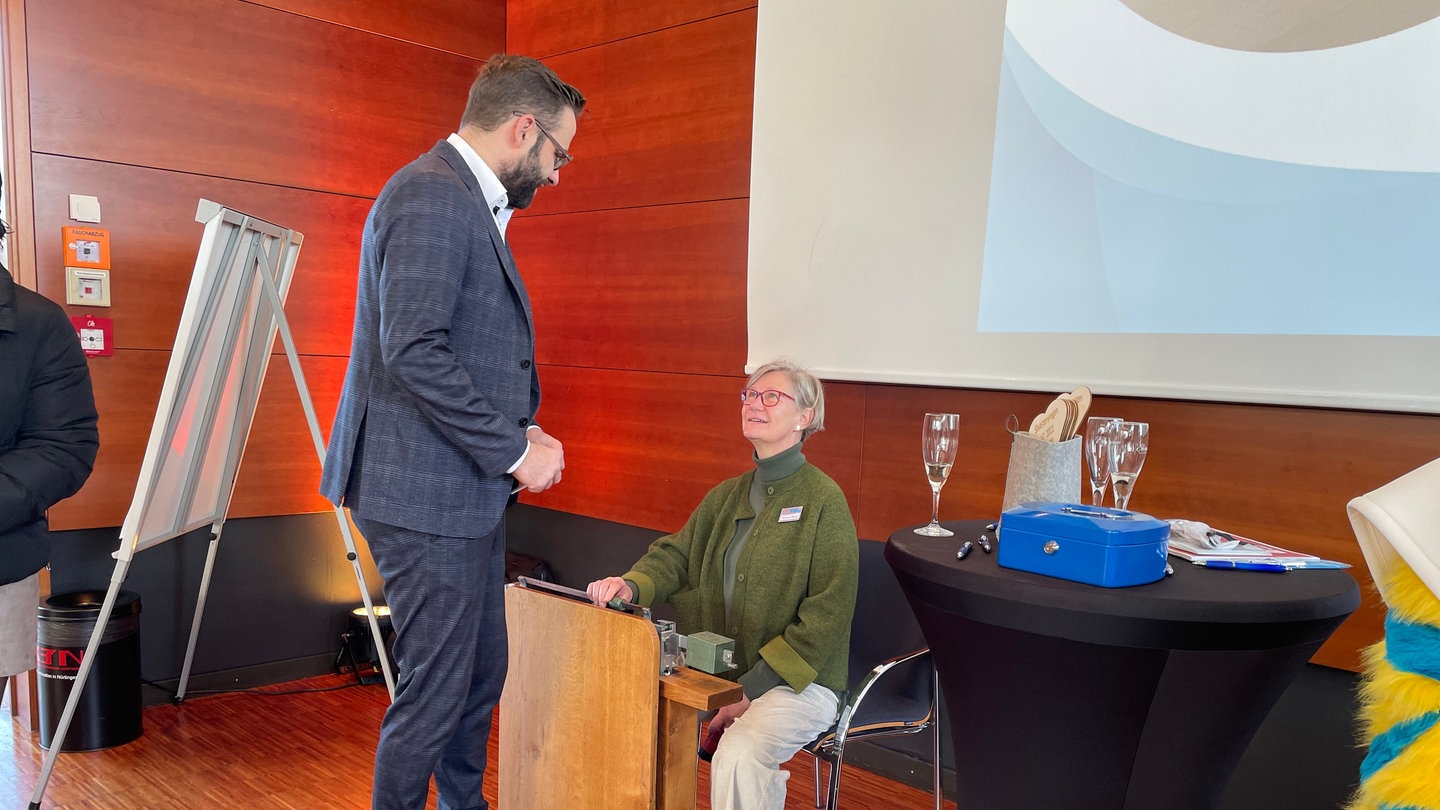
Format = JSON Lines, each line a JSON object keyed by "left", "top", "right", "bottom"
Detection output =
{"left": 887, "top": 520, "right": 1360, "bottom": 810}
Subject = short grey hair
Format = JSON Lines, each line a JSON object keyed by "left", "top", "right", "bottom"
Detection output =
{"left": 746, "top": 358, "right": 825, "bottom": 440}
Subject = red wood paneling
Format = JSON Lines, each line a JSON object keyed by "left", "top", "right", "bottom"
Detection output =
{"left": 254, "top": 0, "right": 505, "bottom": 60}
{"left": 514, "top": 199, "right": 748, "bottom": 375}
{"left": 49, "top": 352, "right": 347, "bottom": 531}
{"left": 32, "top": 155, "right": 369, "bottom": 356}
{"left": 48, "top": 350, "right": 170, "bottom": 531}
{"left": 2, "top": 0, "right": 37, "bottom": 288}
{"left": 524, "top": 366, "right": 866, "bottom": 536}
{"left": 227, "top": 355, "right": 349, "bottom": 518}
{"left": 508, "top": 0, "right": 753, "bottom": 58}
{"left": 795, "top": 381, "right": 866, "bottom": 517}
{"left": 854, "top": 383, "right": 1440, "bottom": 671}
{"left": 523, "top": 366, "right": 755, "bottom": 532}
{"left": 25, "top": 0, "right": 485, "bottom": 198}
{"left": 1095, "top": 398, "right": 1440, "bottom": 563}
{"left": 24, "top": 0, "right": 489, "bottom": 533}
{"left": 515, "top": 10, "right": 757, "bottom": 216}
{"left": 857, "top": 385, "right": 1052, "bottom": 542}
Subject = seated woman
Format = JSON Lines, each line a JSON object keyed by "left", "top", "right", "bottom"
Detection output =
{"left": 587, "top": 358, "right": 858, "bottom": 810}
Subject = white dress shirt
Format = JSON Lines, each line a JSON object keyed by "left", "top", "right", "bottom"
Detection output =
{"left": 446, "top": 132, "right": 513, "bottom": 239}
{"left": 443, "top": 133, "right": 536, "bottom": 475}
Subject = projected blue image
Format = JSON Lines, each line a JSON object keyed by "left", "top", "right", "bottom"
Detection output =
{"left": 978, "top": 24, "right": 1440, "bottom": 337}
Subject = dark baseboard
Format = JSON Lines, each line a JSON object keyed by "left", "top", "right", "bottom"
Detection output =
{"left": 836, "top": 740, "right": 955, "bottom": 802}
{"left": 139, "top": 653, "right": 343, "bottom": 707}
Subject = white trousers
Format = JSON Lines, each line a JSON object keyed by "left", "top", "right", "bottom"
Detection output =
{"left": 710, "top": 682, "right": 840, "bottom": 810}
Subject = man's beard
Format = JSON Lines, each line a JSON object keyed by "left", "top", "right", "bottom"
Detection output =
{"left": 499, "top": 140, "right": 548, "bottom": 210}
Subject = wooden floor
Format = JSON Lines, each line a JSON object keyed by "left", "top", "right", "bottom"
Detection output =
{"left": 2, "top": 673, "right": 953, "bottom": 809}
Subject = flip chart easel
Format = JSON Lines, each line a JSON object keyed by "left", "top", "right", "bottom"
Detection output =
{"left": 29, "top": 200, "right": 394, "bottom": 809}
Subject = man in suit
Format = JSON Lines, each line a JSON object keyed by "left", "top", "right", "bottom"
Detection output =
{"left": 320, "top": 55, "right": 584, "bottom": 810}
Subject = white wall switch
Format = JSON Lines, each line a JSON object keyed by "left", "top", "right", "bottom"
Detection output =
{"left": 68, "top": 195, "right": 102, "bottom": 223}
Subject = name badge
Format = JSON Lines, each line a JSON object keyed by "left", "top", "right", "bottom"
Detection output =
{"left": 778, "top": 506, "right": 803, "bottom": 523}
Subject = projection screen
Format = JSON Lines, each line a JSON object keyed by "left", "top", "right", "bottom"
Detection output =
{"left": 747, "top": 0, "right": 1440, "bottom": 412}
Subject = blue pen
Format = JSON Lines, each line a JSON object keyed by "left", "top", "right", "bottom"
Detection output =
{"left": 1197, "top": 560, "right": 1289, "bottom": 573}
{"left": 1270, "top": 560, "right": 1350, "bottom": 570}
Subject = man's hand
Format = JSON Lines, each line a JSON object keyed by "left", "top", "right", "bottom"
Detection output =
{"left": 513, "top": 437, "right": 564, "bottom": 492}
{"left": 527, "top": 427, "right": 562, "bottom": 450}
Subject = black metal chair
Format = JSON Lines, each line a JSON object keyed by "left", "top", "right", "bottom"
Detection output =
{"left": 801, "top": 539, "right": 943, "bottom": 809}
{"left": 803, "top": 647, "right": 940, "bottom": 809}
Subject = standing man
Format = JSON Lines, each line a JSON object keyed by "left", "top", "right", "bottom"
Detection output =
{"left": 0, "top": 176, "right": 100, "bottom": 702}
{"left": 320, "top": 55, "right": 584, "bottom": 810}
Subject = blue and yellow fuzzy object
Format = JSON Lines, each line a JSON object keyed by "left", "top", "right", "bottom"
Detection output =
{"left": 1348, "top": 562, "right": 1440, "bottom": 810}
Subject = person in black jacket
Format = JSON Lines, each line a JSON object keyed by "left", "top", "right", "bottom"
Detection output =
{"left": 0, "top": 184, "right": 99, "bottom": 701}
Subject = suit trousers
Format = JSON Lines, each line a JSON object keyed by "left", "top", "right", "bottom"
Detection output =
{"left": 353, "top": 515, "right": 508, "bottom": 810}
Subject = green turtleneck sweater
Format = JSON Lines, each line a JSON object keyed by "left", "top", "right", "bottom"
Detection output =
{"left": 623, "top": 445, "right": 858, "bottom": 699}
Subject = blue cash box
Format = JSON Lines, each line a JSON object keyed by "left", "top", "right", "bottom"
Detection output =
{"left": 997, "top": 503, "right": 1170, "bottom": 587}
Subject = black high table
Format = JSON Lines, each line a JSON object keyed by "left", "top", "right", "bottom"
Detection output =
{"left": 886, "top": 520, "right": 1359, "bottom": 810}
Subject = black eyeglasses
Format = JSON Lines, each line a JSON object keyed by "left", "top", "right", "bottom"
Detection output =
{"left": 740, "top": 388, "right": 797, "bottom": 407}
{"left": 514, "top": 111, "right": 572, "bottom": 171}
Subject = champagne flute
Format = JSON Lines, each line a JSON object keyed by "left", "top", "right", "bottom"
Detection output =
{"left": 1084, "top": 417, "right": 1122, "bottom": 506}
{"left": 1108, "top": 421, "right": 1149, "bottom": 511}
{"left": 915, "top": 413, "right": 960, "bottom": 537}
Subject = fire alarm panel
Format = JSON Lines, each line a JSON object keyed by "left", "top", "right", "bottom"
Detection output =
{"left": 65, "top": 267, "right": 111, "bottom": 307}
{"left": 62, "top": 225, "right": 111, "bottom": 269}
{"left": 69, "top": 314, "right": 114, "bottom": 357}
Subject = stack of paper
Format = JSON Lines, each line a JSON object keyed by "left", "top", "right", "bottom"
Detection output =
{"left": 1166, "top": 521, "right": 1350, "bottom": 570}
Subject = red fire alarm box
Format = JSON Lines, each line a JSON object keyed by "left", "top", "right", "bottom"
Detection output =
{"left": 69, "top": 314, "right": 114, "bottom": 357}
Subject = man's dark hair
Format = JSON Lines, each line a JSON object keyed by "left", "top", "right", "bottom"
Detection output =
{"left": 460, "top": 54, "right": 586, "bottom": 133}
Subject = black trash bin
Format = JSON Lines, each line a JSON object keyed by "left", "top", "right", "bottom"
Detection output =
{"left": 36, "top": 590, "right": 143, "bottom": 751}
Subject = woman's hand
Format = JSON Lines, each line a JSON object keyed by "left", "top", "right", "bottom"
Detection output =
{"left": 710, "top": 694, "right": 752, "bottom": 732}
{"left": 586, "top": 576, "right": 634, "bottom": 607}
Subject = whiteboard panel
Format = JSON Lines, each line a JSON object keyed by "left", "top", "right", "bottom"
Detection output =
{"left": 118, "top": 202, "right": 302, "bottom": 557}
